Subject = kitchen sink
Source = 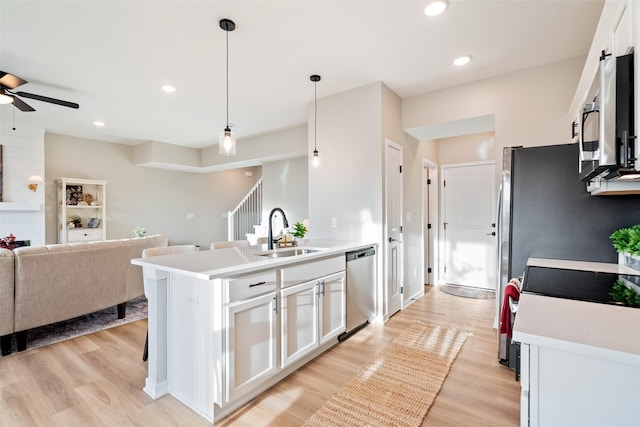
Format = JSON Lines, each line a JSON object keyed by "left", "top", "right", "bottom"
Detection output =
{"left": 257, "top": 248, "right": 321, "bottom": 258}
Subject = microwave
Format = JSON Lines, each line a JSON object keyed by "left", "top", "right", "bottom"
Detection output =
{"left": 579, "top": 51, "right": 635, "bottom": 182}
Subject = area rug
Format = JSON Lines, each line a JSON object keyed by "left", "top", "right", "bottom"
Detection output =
{"left": 303, "top": 321, "right": 469, "bottom": 427}
{"left": 4, "top": 296, "right": 147, "bottom": 355}
{"left": 439, "top": 284, "right": 495, "bottom": 299}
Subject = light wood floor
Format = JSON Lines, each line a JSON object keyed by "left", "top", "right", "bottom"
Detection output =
{"left": 0, "top": 286, "right": 520, "bottom": 426}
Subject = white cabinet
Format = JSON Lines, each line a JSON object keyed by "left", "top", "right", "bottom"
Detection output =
{"left": 569, "top": 0, "right": 637, "bottom": 140}
{"left": 613, "top": 2, "right": 633, "bottom": 56}
{"left": 225, "top": 292, "right": 277, "bottom": 403}
{"left": 519, "top": 342, "right": 640, "bottom": 427}
{"left": 319, "top": 272, "right": 346, "bottom": 344}
{"left": 281, "top": 272, "right": 345, "bottom": 368}
{"left": 281, "top": 280, "right": 319, "bottom": 367}
{"left": 280, "top": 259, "right": 345, "bottom": 368}
{"left": 514, "top": 292, "right": 640, "bottom": 427}
{"left": 57, "top": 177, "right": 107, "bottom": 243}
{"left": 223, "top": 270, "right": 277, "bottom": 404}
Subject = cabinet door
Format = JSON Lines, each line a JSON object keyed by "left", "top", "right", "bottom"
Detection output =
{"left": 318, "top": 271, "right": 346, "bottom": 345}
{"left": 225, "top": 292, "right": 277, "bottom": 403}
{"left": 280, "top": 280, "right": 319, "bottom": 368}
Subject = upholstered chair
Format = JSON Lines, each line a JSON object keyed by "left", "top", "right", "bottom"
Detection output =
{"left": 210, "top": 240, "right": 250, "bottom": 250}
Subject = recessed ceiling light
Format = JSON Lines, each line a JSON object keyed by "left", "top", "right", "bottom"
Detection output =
{"left": 93, "top": 121, "right": 105, "bottom": 127}
{"left": 161, "top": 84, "right": 176, "bottom": 93}
{"left": 424, "top": 0, "right": 449, "bottom": 16}
{"left": 453, "top": 55, "right": 471, "bottom": 66}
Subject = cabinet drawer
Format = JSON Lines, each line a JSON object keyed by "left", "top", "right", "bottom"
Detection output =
{"left": 281, "top": 256, "right": 345, "bottom": 288}
{"left": 226, "top": 270, "right": 277, "bottom": 303}
{"left": 67, "top": 228, "right": 103, "bottom": 242}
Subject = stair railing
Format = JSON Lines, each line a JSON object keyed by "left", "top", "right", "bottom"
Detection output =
{"left": 228, "top": 178, "right": 262, "bottom": 241}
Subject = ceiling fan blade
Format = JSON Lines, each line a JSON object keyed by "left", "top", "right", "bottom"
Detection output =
{"left": 15, "top": 91, "right": 79, "bottom": 109}
{"left": 10, "top": 95, "right": 36, "bottom": 112}
{"left": 0, "top": 72, "right": 27, "bottom": 89}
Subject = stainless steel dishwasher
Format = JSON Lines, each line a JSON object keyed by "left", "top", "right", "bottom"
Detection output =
{"left": 339, "top": 246, "right": 376, "bottom": 341}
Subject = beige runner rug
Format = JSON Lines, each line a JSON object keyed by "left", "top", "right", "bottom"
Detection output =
{"left": 304, "top": 322, "right": 469, "bottom": 427}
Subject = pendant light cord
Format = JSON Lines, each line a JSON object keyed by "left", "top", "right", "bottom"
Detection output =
{"left": 314, "top": 80, "right": 317, "bottom": 151}
{"left": 226, "top": 28, "right": 229, "bottom": 128}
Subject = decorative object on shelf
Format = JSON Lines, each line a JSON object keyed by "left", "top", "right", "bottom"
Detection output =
{"left": 83, "top": 193, "right": 94, "bottom": 204}
{"left": 132, "top": 226, "right": 146, "bottom": 238}
{"left": 27, "top": 175, "right": 43, "bottom": 192}
{"left": 65, "top": 185, "right": 83, "bottom": 205}
{"left": 310, "top": 74, "right": 321, "bottom": 168}
{"left": 0, "top": 233, "right": 16, "bottom": 249}
{"left": 68, "top": 215, "right": 82, "bottom": 228}
{"left": 219, "top": 18, "right": 237, "bottom": 156}
{"left": 610, "top": 225, "right": 640, "bottom": 269}
{"left": 291, "top": 221, "right": 308, "bottom": 239}
{"left": 276, "top": 239, "right": 297, "bottom": 248}
{"left": 87, "top": 218, "right": 101, "bottom": 228}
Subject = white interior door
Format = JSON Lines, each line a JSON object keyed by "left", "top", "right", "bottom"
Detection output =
{"left": 385, "top": 140, "right": 402, "bottom": 317}
{"left": 442, "top": 162, "right": 496, "bottom": 289}
{"left": 423, "top": 166, "right": 433, "bottom": 285}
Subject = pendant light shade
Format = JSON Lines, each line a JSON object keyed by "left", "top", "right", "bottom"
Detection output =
{"left": 220, "top": 126, "right": 236, "bottom": 155}
{"left": 310, "top": 74, "right": 321, "bottom": 168}
{"left": 219, "top": 18, "right": 236, "bottom": 155}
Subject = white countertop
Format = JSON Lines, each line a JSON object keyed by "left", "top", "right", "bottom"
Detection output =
{"left": 527, "top": 257, "right": 640, "bottom": 275}
{"left": 513, "top": 258, "right": 640, "bottom": 366}
{"left": 132, "top": 239, "right": 377, "bottom": 280}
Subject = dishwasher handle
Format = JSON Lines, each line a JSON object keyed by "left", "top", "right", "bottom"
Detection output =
{"left": 346, "top": 247, "right": 376, "bottom": 262}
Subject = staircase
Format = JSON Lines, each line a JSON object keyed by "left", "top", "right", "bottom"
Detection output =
{"left": 228, "top": 178, "right": 263, "bottom": 242}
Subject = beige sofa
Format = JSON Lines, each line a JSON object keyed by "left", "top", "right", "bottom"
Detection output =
{"left": 4, "top": 234, "right": 168, "bottom": 353}
{"left": 0, "top": 249, "right": 14, "bottom": 355}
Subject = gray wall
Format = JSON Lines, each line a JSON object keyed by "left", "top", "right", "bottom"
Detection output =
{"left": 45, "top": 133, "right": 260, "bottom": 248}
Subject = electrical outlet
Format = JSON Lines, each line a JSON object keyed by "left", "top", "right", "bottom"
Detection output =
{"left": 331, "top": 218, "right": 338, "bottom": 228}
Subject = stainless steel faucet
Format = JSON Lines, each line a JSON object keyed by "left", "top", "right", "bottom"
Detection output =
{"left": 267, "top": 207, "right": 289, "bottom": 250}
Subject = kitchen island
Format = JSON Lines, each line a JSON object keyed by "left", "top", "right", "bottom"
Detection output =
{"left": 513, "top": 258, "right": 640, "bottom": 427}
{"left": 131, "top": 239, "right": 377, "bottom": 423}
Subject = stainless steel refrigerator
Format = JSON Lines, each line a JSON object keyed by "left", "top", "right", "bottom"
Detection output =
{"left": 496, "top": 143, "right": 640, "bottom": 370}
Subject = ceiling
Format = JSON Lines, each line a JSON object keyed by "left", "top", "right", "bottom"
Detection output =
{"left": 0, "top": 0, "right": 604, "bottom": 149}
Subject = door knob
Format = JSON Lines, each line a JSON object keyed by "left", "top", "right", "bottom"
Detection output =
{"left": 388, "top": 237, "right": 399, "bottom": 243}
{"left": 486, "top": 232, "right": 496, "bottom": 236}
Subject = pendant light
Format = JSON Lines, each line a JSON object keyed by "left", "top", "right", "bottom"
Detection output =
{"left": 310, "top": 74, "right": 321, "bottom": 168}
{"left": 219, "top": 18, "right": 236, "bottom": 155}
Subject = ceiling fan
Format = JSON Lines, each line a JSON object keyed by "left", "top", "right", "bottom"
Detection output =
{"left": 0, "top": 71, "right": 79, "bottom": 111}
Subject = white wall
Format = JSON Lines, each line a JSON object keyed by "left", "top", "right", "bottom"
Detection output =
{"left": 45, "top": 133, "right": 261, "bottom": 248}
{"left": 0, "top": 123, "right": 46, "bottom": 246}
{"left": 308, "top": 83, "right": 384, "bottom": 243}
{"left": 404, "top": 55, "right": 586, "bottom": 165}
{"left": 437, "top": 132, "right": 496, "bottom": 165}
{"left": 261, "top": 156, "right": 308, "bottom": 235}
